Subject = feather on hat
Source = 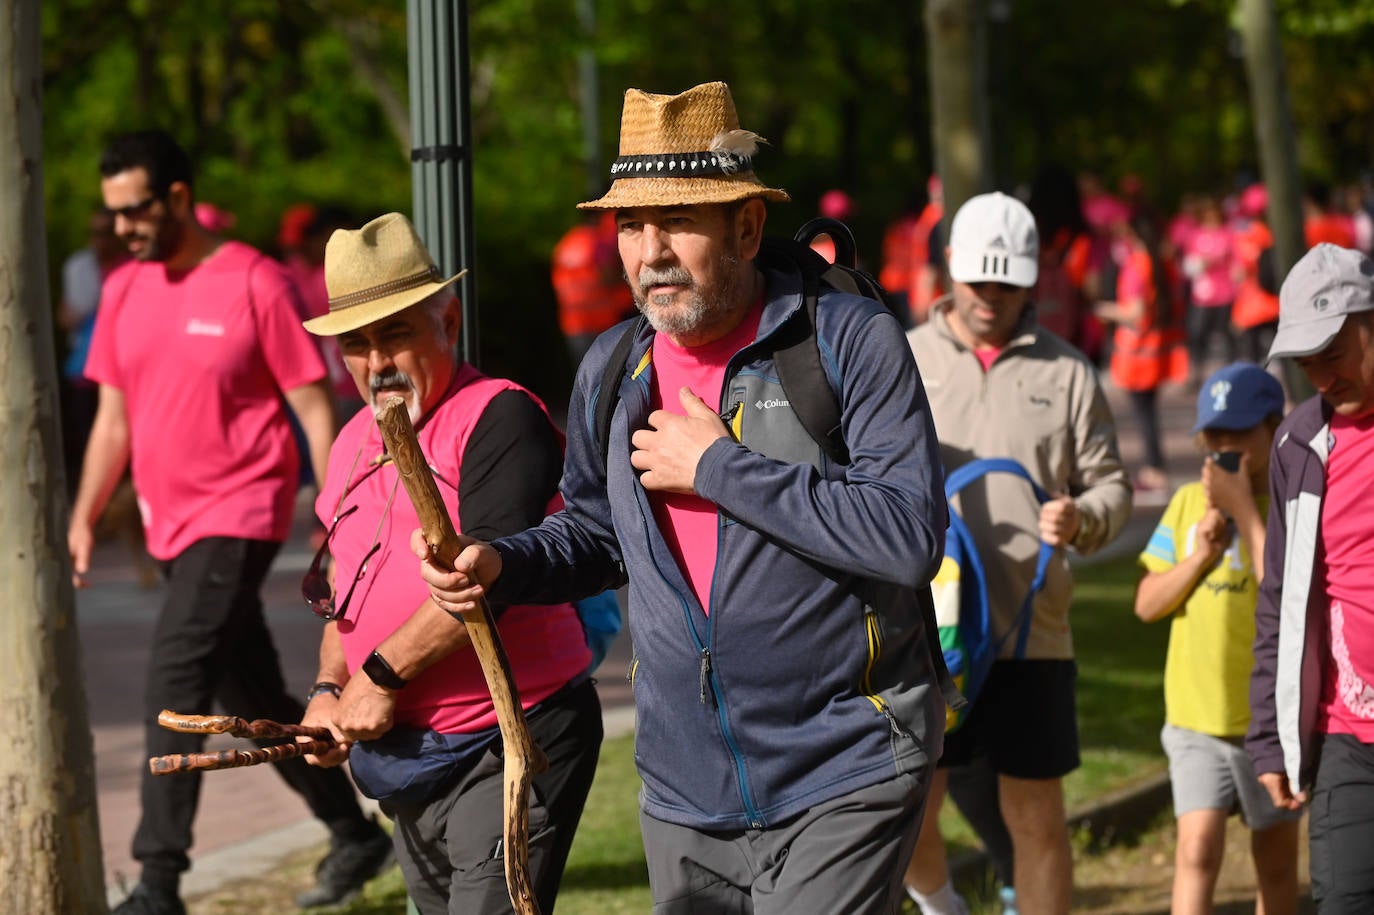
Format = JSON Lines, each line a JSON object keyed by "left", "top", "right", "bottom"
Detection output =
{"left": 578, "top": 82, "right": 790, "bottom": 210}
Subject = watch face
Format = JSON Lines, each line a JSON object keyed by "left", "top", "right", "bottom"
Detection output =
{"left": 363, "top": 650, "right": 407, "bottom": 689}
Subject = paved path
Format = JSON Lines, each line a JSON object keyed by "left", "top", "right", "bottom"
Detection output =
{"left": 85, "top": 373, "right": 1213, "bottom": 906}
{"left": 81, "top": 503, "right": 634, "bottom": 905}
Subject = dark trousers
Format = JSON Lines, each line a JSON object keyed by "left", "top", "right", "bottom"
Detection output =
{"left": 1126, "top": 388, "right": 1166, "bottom": 471}
{"left": 133, "top": 537, "right": 370, "bottom": 886}
{"left": 1310, "top": 734, "right": 1374, "bottom": 914}
{"left": 382, "top": 679, "right": 604, "bottom": 915}
{"left": 1186, "top": 304, "right": 1237, "bottom": 376}
{"left": 946, "top": 755, "right": 1015, "bottom": 888}
{"left": 1238, "top": 321, "right": 1278, "bottom": 365}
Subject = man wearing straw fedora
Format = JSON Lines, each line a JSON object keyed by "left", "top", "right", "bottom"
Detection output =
{"left": 299, "top": 212, "right": 603, "bottom": 914}
{"left": 418, "top": 82, "right": 949, "bottom": 913}
{"left": 70, "top": 130, "right": 392, "bottom": 915}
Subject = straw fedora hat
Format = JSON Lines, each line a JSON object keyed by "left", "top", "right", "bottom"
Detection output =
{"left": 578, "top": 81, "right": 790, "bottom": 210}
{"left": 303, "top": 212, "right": 467, "bottom": 336}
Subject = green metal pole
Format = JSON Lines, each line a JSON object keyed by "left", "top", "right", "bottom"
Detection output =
{"left": 408, "top": 0, "right": 478, "bottom": 366}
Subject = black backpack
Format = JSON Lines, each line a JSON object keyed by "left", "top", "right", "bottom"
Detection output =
{"left": 594, "top": 216, "right": 898, "bottom": 468}
{"left": 589, "top": 216, "right": 965, "bottom": 716}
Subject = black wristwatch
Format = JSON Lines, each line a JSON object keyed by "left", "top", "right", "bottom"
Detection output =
{"left": 362, "top": 649, "right": 408, "bottom": 690}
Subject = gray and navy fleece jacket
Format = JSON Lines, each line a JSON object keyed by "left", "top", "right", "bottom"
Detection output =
{"left": 490, "top": 258, "right": 949, "bottom": 831}
{"left": 1246, "top": 395, "right": 1334, "bottom": 791}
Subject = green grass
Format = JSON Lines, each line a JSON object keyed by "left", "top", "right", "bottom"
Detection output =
{"left": 937, "top": 554, "right": 1168, "bottom": 861}
{"left": 190, "top": 554, "right": 1167, "bottom": 914}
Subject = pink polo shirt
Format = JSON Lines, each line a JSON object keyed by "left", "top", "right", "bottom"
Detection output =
{"left": 316, "top": 365, "right": 590, "bottom": 733}
{"left": 1320, "top": 411, "right": 1374, "bottom": 740}
{"left": 84, "top": 242, "right": 326, "bottom": 559}
{"left": 648, "top": 300, "right": 764, "bottom": 614}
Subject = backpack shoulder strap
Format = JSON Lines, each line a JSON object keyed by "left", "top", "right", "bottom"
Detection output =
{"left": 760, "top": 236, "right": 849, "bottom": 466}
{"left": 943, "top": 457, "right": 1056, "bottom": 658}
{"left": 595, "top": 317, "right": 646, "bottom": 469}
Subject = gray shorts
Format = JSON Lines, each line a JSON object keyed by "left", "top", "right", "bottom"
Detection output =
{"left": 1161, "top": 723, "right": 1301, "bottom": 831}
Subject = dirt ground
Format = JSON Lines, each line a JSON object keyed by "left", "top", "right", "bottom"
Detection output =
{"left": 1066, "top": 811, "right": 1314, "bottom": 914}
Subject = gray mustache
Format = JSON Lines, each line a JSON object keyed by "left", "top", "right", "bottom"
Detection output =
{"left": 638, "top": 267, "right": 693, "bottom": 289}
{"left": 370, "top": 369, "right": 413, "bottom": 394}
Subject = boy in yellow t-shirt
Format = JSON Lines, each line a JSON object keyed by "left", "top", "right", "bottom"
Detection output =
{"left": 1135, "top": 362, "right": 1300, "bottom": 915}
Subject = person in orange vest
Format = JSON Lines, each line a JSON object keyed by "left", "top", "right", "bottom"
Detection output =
{"left": 879, "top": 197, "right": 922, "bottom": 318}
{"left": 552, "top": 210, "right": 636, "bottom": 365}
{"left": 903, "top": 176, "right": 946, "bottom": 325}
{"left": 1029, "top": 164, "right": 1105, "bottom": 361}
{"left": 1304, "top": 182, "right": 1358, "bottom": 250}
{"left": 1096, "top": 213, "right": 1188, "bottom": 498}
{"left": 1231, "top": 184, "right": 1281, "bottom": 365}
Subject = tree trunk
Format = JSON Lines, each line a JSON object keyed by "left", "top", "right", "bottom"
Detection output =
{"left": 1237, "top": 0, "right": 1312, "bottom": 398}
{"left": 924, "top": 0, "right": 992, "bottom": 223}
{"left": 0, "top": 1, "right": 108, "bottom": 912}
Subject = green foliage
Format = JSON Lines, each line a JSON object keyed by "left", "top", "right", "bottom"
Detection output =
{"left": 38, "top": 0, "right": 1374, "bottom": 400}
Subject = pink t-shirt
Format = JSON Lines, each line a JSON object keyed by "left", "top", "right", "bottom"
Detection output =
{"left": 1320, "top": 411, "right": 1374, "bottom": 740}
{"left": 84, "top": 242, "right": 326, "bottom": 559}
{"left": 1183, "top": 225, "right": 1236, "bottom": 308}
{"left": 316, "top": 365, "right": 590, "bottom": 733}
{"left": 974, "top": 347, "right": 1000, "bottom": 372}
{"left": 648, "top": 301, "right": 764, "bottom": 614}
{"left": 285, "top": 257, "right": 358, "bottom": 402}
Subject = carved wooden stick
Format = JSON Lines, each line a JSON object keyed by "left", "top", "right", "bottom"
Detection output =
{"left": 149, "top": 739, "right": 334, "bottom": 775}
{"left": 157, "top": 710, "right": 333, "bottom": 741}
{"left": 377, "top": 396, "right": 547, "bottom": 915}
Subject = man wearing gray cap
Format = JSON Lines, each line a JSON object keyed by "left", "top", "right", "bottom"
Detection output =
{"left": 1247, "top": 242, "right": 1374, "bottom": 914}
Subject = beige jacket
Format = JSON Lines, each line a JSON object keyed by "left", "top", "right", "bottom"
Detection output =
{"left": 908, "top": 301, "right": 1132, "bottom": 659}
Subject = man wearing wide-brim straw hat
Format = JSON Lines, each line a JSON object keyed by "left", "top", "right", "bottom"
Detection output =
{"left": 298, "top": 211, "right": 605, "bottom": 914}
{"left": 418, "top": 82, "right": 949, "bottom": 913}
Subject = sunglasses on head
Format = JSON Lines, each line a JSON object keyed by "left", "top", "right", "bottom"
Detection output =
{"left": 301, "top": 505, "right": 383, "bottom": 622}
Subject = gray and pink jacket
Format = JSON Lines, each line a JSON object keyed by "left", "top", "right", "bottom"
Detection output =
{"left": 1246, "top": 395, "right": 1334, "bottom": 790}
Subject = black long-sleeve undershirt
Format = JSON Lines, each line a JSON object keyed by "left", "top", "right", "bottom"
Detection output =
{"left": 456, "top": 389, "right": 563, "bottom": 543}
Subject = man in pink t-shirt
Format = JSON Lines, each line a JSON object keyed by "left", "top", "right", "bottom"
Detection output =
{"left": 1249, "top": 243, "right": 1374, "bottom": 913}
{"left": 68, "top": 131, "right": 389, "bottom": 915}
{"left": 297, "top": 213, "right": 602, "bottom": 915}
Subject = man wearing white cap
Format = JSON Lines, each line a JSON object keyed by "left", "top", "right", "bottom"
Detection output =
{"left": 298, "top": 212, "right": 603, "bottom": 914}
{"left": 906, "top": 192, "right": 1131, "bottom": 915}
{"left": 1248, "top": 243, "right": 1374, "bottom": 913}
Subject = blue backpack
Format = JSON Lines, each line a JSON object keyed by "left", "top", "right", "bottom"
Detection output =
{"left": 933, "top": 458, "right": 1055, "bottom": 732}
{"left": 573, "top": 590, "right": 622, "bottom": 672}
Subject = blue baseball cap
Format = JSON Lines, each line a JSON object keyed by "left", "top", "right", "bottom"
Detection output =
{"left": 1193, "top": 363, "right": 1286, "bottom": 433}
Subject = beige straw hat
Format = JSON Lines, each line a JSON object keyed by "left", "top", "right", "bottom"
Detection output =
{"left": 578, "top": 81, "right": 790, "bottom": 210}
{"left": 303, "top": 211, "right": 467, "bottom": 336}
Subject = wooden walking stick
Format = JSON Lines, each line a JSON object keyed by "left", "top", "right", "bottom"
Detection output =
{"left": 377, "top": 396, "right": 548, "bottom": 915}
{"left": 150, "top": 740, "right": 335, "bottom": 775}
{"left": 156, "top": 710, "right": 333, "bottom": 741}
{"left": 149, "top": 711, "right": 337, "bottom": 775}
